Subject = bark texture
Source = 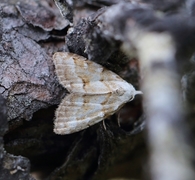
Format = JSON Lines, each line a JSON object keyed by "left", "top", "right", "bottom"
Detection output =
{"left": 0, "top": 0, "right": 69, "bottom": 121}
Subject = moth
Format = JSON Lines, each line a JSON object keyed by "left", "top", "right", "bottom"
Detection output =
{"left": 53, "top": 52, "right": 142, "bottom": 134}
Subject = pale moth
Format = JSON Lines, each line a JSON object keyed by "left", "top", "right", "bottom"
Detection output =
{"left": 53, "top": 52, "right": 142, "bottom": 134}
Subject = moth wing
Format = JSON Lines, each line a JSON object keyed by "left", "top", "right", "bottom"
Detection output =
{"left": 54, "top": 93, "right": 125, "bottom": 134}
{"left": 53, "top": 52, "right": 126, "bottom": 94}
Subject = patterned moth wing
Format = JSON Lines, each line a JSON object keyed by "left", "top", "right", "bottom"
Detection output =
{"left": 53, "top": 52, "right": 142, "bottom": 134}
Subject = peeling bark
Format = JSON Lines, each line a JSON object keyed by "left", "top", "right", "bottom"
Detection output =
{"left": 0, "top": 0, "right": 69, "bottom": 121}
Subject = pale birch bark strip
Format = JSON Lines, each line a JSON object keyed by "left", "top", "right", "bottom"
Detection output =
{"left": 125, "top": 29, "right": 195, "bottom": 180}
